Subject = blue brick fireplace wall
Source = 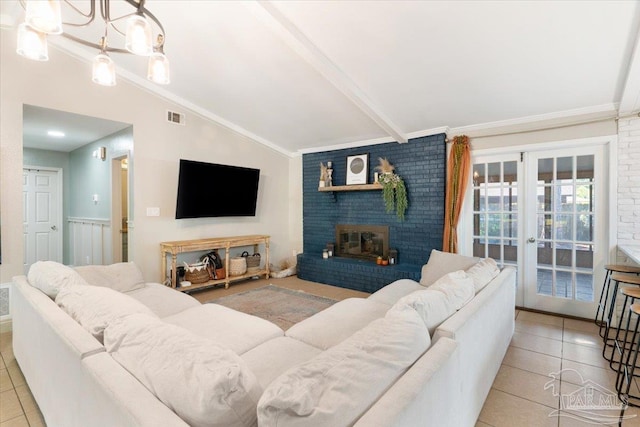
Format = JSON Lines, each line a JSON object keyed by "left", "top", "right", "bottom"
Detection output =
{"left": 297, "top": 134, "right": 447, "bottom": 293}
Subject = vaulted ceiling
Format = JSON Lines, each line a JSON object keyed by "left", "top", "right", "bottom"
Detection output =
{"left": 4, "top": 1, "right": 640, "bottom": 156}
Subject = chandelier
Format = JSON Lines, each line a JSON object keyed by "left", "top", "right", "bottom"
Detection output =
{"left": 16, "top": 0, "right": 170, "bottom": 86}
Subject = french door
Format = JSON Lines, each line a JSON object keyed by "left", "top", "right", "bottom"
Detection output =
{"left": 471, "top": 143, "right": 607, "bottom": 318}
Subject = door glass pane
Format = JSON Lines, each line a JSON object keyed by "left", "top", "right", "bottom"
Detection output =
{"left": 577, "top": 155, "right": 594, "bottom": 180}
{"left": 538, "top": 214, "right": 553, "bottom": 239}
{"left": 488, "top": 214, "right": 501, "bottom": 237}
{"left": 558, "top": 185, "right": 575, "bottom": 212}
{"left": 576, "top": 244, "right": 593, "bottom": 269}
{"left": 538, "top": 158, "right": 553, "bottom": 184}
{"left": 537, "top": 187, "right": 552, "bottom": 212}
{"left": 555, "top": 214, "right": 573, "bottom": 240}
{"left": 503, "top": 214, "right": 517, "bottom": 238}
{"left": 488, "top": 163, "right": 501, "bottom": 183}
{"left": 537, "top": 243, "right": 552, "bottom": 268}
{"left": 488, "top": 185, "right": 501, "bottom": 211}
{"left": 556, "top": 271, "right": 573, "bottom": 298}
{"left": 556, "top": 243, "right": 573, "bottom": 267}
{"left": 504, "top": 161, "right": 517, "bottom": 183}
{"left": 474, "top": 214, "right": 485, "bottom": 236}
{"left": 556, "top": 157, "right": 573, "bottom": 182}
{"left": 473, "top": 239, "right": 485, "bottom": 258}
{"left": 576, "top": 214, "right": 593, "bottom": 242}
{"left": 576, "top": 273, "right": 593, "bottom": 302}
{"left": 576, "top": 185, "right": 593, "bottom": 212}
{"left": 537, "top": 269, "right": 552, "bottom": 296}
{"left": 505, "top": 240, "right": 517, "bottom": 263}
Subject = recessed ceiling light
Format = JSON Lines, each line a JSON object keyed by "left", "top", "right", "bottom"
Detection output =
{"left": 47, "top": 130, "right": 65, "bottom": 137}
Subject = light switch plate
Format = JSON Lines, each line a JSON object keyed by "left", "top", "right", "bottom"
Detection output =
{"left": 146, "top": 207, "right": 160, "bottom": 217}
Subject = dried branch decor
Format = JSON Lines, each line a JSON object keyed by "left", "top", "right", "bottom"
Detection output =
{"left": 375, "top": 158, "right": 408, "bottom": 221}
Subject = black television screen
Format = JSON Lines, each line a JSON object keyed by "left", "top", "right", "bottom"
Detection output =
{"left": 175, "top": 159, "right": 260, "bottom": 219}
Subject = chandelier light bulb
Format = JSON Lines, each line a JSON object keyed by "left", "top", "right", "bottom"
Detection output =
{"left": 92, "top": 53, "right": 117, "bottom": 86}
{"left": 25, "top": 0, "right": 63, "bottom": 35}
{"left": 148, "top": 52, "right": 170, "bottom": 84}
{"left": 125, "top": 14, "right": 153, "bottom": 56}
{"left": 16, "top": 23, "right": 49, "bottom": 61}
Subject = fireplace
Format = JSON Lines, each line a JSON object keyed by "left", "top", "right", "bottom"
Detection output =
{"left": 335, "top": 224, "right": 389, "bottom": 262}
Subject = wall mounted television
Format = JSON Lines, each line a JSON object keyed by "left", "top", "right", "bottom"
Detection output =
{"left": 175, "top": 159, "right": 260, "bottom": 219}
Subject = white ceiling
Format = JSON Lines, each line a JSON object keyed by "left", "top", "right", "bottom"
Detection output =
{"left": 5, "top": 1, "right": 640, "bottom": 156}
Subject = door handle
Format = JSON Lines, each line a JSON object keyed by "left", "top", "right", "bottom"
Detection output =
{"left": 527, "top": 237, "right": 536, "bottom": 243}
{"left": 51, "top": 225, "right": 57, "bottom": 231}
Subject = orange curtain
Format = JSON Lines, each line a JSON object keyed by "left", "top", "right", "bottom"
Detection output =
{"left": 443, "top": 135, "right": 471, "bottom": 253}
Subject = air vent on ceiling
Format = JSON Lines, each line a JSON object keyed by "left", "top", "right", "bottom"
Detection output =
{"left": 167, "top": 110, "right": 185, "bottom": 126}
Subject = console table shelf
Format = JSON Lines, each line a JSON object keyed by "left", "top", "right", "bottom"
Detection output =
{"left": 160, "top": 235, "right": 270, "bottom": 292}
{"left": 318, "top": 183, "right": 382, "bottom": 192}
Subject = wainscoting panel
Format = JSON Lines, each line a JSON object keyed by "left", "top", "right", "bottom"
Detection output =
{"left": 68, "top": 217, "right": 112, "bottom": 266}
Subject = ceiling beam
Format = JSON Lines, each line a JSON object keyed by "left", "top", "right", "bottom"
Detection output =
{"left": 255, "top": 1, "right": 407, "bottom": 143}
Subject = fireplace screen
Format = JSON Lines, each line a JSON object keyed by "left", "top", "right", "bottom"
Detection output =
{"left": 335, "top": 225, "right": 389, "bottom": 261}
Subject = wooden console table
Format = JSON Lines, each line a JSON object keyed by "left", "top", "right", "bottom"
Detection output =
{"left": 160, "top": 235, "right": 270, "bottom": 292}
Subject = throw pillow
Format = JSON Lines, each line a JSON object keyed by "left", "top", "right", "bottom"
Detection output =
{"left": 104, "top": 313, "right": 262, "bottom": 427}
{"left": 74, "top": 262, "right": 146, "bottom": 293}
{"left": 419, "top": 249, "right": 480, "bottom": 287}
{"left": 55, "top": 285, "right": 157, "bottom": 343}
{"left": 428, "top": 270, "right": 475, "bottom": 310}
{"left": 390, "top": 289, "right": 457, "bottom": 335}
{"left": 257, "top": 307, "right": 429, "bottom": 427}
{"left": 27, "top": 260, "right": 89, "bottom": 299}
{"left": 466, "top": 258, "right": 501, "bottom": 293}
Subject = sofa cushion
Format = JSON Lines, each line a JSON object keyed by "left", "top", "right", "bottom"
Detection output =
{"left": 74, "top": 262, "right": 146, "bottom": 293}
{"left": 55, "top": 284, "right": 157, "bottom": 343}
{"left": 125, "top": 282, "right": 201, "bottom": 318}
{"left": 367, "top": 279, "right": 424, "bottom": 306}
{"left": 466, "top": 258, "right": 501, "bottom": 293}
{"left": 163, "top": 304, "right": 284, "bottom": 354}
{"left": 390, "top": 289, "right": 457, "bottom": 336}
{"left": 428, "top": 270, "right": 475, "bottom": 310}
{"left": 27, "top": 260, "right": 89, "bottom": 299}
{"left": 285, "top": 298, "right": 390, "bottom": 350}
{"left": 419, "top": 249, "right": 480, "bottom": 287}
{"left": 257, "top": 307, "right": 430, "bottom": 427}
{"left": 241, "top": 337, "right": 323, "bottom": 389}
{"left": 104, "top": 313, "right": 262, "bottom": 427}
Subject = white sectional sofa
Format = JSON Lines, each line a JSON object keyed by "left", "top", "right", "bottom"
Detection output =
{"left": 12, "top": 250, "right": 516, "bottom": 427}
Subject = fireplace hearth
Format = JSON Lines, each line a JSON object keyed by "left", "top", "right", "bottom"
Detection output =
{"left": 335, "top": 224, "right": 389, "bottom": 262}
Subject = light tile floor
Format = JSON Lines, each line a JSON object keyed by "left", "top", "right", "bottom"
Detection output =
{"left": 1, "top": 276, "right": 639, "bottom": 426}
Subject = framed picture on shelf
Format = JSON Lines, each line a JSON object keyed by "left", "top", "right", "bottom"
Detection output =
{"left": 346, "top": 154, "right": 368, "bottom": 185}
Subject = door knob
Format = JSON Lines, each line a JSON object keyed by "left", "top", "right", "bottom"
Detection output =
{"left": 527, "top": 237, "right": 535, "bottom": 243}
{"left": 51, "top": 225, "right": 57, "bottom": 231}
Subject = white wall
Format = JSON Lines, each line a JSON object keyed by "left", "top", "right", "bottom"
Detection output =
{"left": 616, "top": 116, "right": 640, "bottom": 263}
{"left": 0, "top": 31, "right": 301, "bottom": 283}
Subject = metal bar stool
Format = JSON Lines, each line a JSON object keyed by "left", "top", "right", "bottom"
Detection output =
{"left": 596, "top": 264, "right": 640, "bottom": 340}
{"left": 607, "top": 285, "right": 640, "bottom": 370}
{"left": 615, "top": 303, "right": 640, "bottom": 423}
{"left": 602, "top": 273, "right": 640, "bottom": 363}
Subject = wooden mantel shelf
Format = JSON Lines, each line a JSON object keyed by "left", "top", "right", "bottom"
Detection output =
{"left": 318, "top": 183, "right": 382, "bottom": 192}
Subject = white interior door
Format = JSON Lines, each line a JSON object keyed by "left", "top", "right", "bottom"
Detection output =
{"left": 23, "top": 167, "right": 62, "bottom": 273}
{"left": 524, "top": 146, "right": 606, "bottom": 318}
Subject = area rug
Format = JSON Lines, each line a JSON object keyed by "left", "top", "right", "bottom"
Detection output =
{"left": 207, "top": 285, "right": 337, "bottom": 330}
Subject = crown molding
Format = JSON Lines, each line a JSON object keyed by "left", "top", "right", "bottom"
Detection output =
{"left": 448, "top": 103, "right": 618, "bottom": 138}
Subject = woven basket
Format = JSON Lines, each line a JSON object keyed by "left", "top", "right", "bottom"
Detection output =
{"left": 244, "top": 252, "right": 261, "bottom": 269}
{"left": 184, "top": 262, "right": 210, "bottom": 284}
{"left": 229, "top": 257, "right": 247, "bottom": 276}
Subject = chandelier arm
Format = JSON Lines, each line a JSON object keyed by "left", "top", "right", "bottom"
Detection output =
{"left": 61, "top": 32, "right": 129, "bottom": 54}
{"left": 60, "top": 0, "right": 95, "bottom": 20}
